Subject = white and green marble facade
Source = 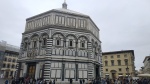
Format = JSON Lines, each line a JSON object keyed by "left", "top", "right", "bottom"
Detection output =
{"left": 17, "top": 3, "right": 102, "bottom": 83}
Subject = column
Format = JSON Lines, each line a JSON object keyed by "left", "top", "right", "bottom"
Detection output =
{"left": 35, "top": 63, "right": 40, "bottom": 79}
{"left": 23, "top": 63, "right": 27, "bottom": 77}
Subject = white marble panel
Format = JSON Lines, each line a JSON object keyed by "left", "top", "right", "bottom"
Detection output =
{"left": 65, "top": 70, "right": 69, "bottom": 78}
{"left": 78, "top": 64, "right": 81, "bottom": 68}
{"left": 84, "top": 64, "right": 87, "bottom": 69}
{"left": 72, "top": 64, "right": 75, "bottom": 68}
{"left": 55, "top": 16, "right": 59, "bottom": 24}
{"left": 59, "top": 16, "right": 61, "bottom": 24}
{"left": 70, "top": 70, "right": 74, "bottom": 78}
{"left": 55, "top": 63, "right": 58, "bottom": 67}
{"left": 83, "top": 71, "right": 87, "bottom": 78}
{"left": 51, "top": 70, "right": 56, "bottom": 78}
{"left": 56, "top": 70, "right": 61, "bottom": 78}
{"left": 65, "top": 63, "right": 68, "bottom": 68}
{"left": 62, "top": 17, "right": 65, "bottom": 25}
{"left": 82, "top": 64, "right": 84, "bottom": 68}
{"left": 59, "top": 63, "right": 62, "bottom": 68}
{"left": 51, "top": 63, "right": 54, "bottom": 68}
{"left": 69, "top": 64, "right": 72, "bottom": 68}
{"left": 79, "top": 71, "right": 82, "bottom": 78}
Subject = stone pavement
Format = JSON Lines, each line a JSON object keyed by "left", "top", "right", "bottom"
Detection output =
{"left": 0, "top": 78, "right": 12, "bottom": 84}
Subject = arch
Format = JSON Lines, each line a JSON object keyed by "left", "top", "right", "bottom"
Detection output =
{"left": 23, "top": 37, "right": 29, "bottom": 41}
{"left": 41, "top": 32, "right": 49, "bottom": 38}
{"left": 110, "top": 70, "right": 117, "bottom": 73}
{"left": 52, "top": 32, "right": 65, "bottom": 39}
{"left": 66, "top": 34, "right": 77, "bottom": 40}
{"left": 78, "top": 35, "right": 89, "bottom": 42}
{"left": 30, "top": 33, "right": 39, "bottom": 39}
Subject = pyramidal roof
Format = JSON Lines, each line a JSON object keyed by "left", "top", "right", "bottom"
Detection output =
{"left": 27, "top": 1, "right": 89, "bottom": 20}
{"left": 51, "top": 8, "right": 88, "bottom": 17}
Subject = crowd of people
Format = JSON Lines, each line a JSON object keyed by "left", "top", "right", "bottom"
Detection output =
{"left": 101, "top": 77, "right": 150, "bottom": 84}
{"left": 4, "top": 77, "right": 150, "bottom": 84}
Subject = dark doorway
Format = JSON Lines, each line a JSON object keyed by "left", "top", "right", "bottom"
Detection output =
{"left": 112, "top": 73, "right": 116, "bottom": 79}
{"left": 96, "top": 65, "right": 100, "bottom": 79}
{"left": 110, "top": 70, "right": 117, "bottom": 79}
{"left": 27, "top": 63, "right": 36, "bottom": 78}
{"left": 5, "top": 71, "right": 9, "bottom": 78}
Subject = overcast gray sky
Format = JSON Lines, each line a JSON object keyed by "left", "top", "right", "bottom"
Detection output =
{"left": 0, "top": 0, "right": 150, "bottom": 70}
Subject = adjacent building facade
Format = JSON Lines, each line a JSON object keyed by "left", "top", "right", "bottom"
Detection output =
{"left": 17, "top": 2, "right": 102, "bottom": 83}
{"left": 102, "top": 50, "right": 135, "bottom": 79}
{"left": 142, "top": 56, "right": 150, "bottom": 74}
{"left": 0, "top": 41, "right": 19, "bottom": 78}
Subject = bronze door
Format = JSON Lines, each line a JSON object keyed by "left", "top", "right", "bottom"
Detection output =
{"left": 27, "top": 64, "right": 36, "bottom": 78}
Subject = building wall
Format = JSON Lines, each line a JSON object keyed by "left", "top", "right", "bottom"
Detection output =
{"left": 143, "top": 57, "right": 150, "bottom": 74}
{"left": 1, "top": 52, "right": 18, "bottom": 78}
{"left": 0, "top": 41, "right": 19, "bottom": 78}
{"left": 102, "top": 51, "right": 135, "bottom": 79}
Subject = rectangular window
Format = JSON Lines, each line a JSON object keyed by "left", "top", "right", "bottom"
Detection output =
{"left": 33, "top": 41, "right": 37, "bottom": 48}
{"left": 111, "top": 56, "right": 113, "bottom": 58}
{"left": 124, "top": 54, "right": 127, "bottom": 58}
{"left": 56, "top": 39, "right": 60, "bottom": 46}
{"left": 43, "top": 38, "right": 47, "bottom": 46}
{"left": 69, "top": 40, "right": 73, "bottom": 47}
{"left": 119, "top": 68, "right": 122, "bottom": 71}
{"left": 118, "top": 60, "right": 121, "bottom": 66}
{"left": 65, "top": 70, "right": 75, "bottom": 78}
{"left": 105, "top": 61, "right": 108, "bottom": 66}
{"left": 125, "top": 59, "right": 128, "bottom": 65}
{"left": 24, "top": 42, "right": 27, "bottom": 49}
{"left": 81, "top": 42, "right": 85, "bottom": 48}
{"left": 106, "top": 69, "right": 108, "bottom": 72}
{"left": 117, "top": 55, "right": 120, "bottom": 58}
{"left": 111, "top": 60, "right": 114, "bottom": 66}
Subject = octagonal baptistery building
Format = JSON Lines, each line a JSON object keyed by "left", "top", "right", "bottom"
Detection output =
{"left": 17, "top": 2, "right": 102, "bottom": 83}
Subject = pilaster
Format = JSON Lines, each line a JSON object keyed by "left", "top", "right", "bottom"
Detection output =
{"left": 88, "top": 63, "right": 94, "bottom": 79}
{"left": 87, "top": 42, "right": 92, "bottom": 58}
{"left": 43, "top": 61, "right": 51, "bottom": 81}
{"left": 46, "top": 38, "right": 53, "bottom": 56}
{"left": 35, "top": 63, "right": 40, "bottom": 79}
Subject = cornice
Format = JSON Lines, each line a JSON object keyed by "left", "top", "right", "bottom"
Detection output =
{"left": 22, "top": 25, "right": 101, "bottom": 42}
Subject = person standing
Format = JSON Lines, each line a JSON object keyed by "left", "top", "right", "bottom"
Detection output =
{"left": 5, "top": 79, "right": 9, "bottom": 84}
{"left": 70, "top": 78, "right": 73, "bottom": 84}
{"left": 101, "top": 78, "right": 106, "bottom": 84}
{"left": 53, "top": 79, "right": 55, "bottom": 84}
{"left": 49, "top": 80, "right": 52, "bottom": 84}
{"left": 80, "top": 79, "right": 82, "bottom": 84}
{"left": 83, "top": 79, "right": 85, "bottom": 84}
